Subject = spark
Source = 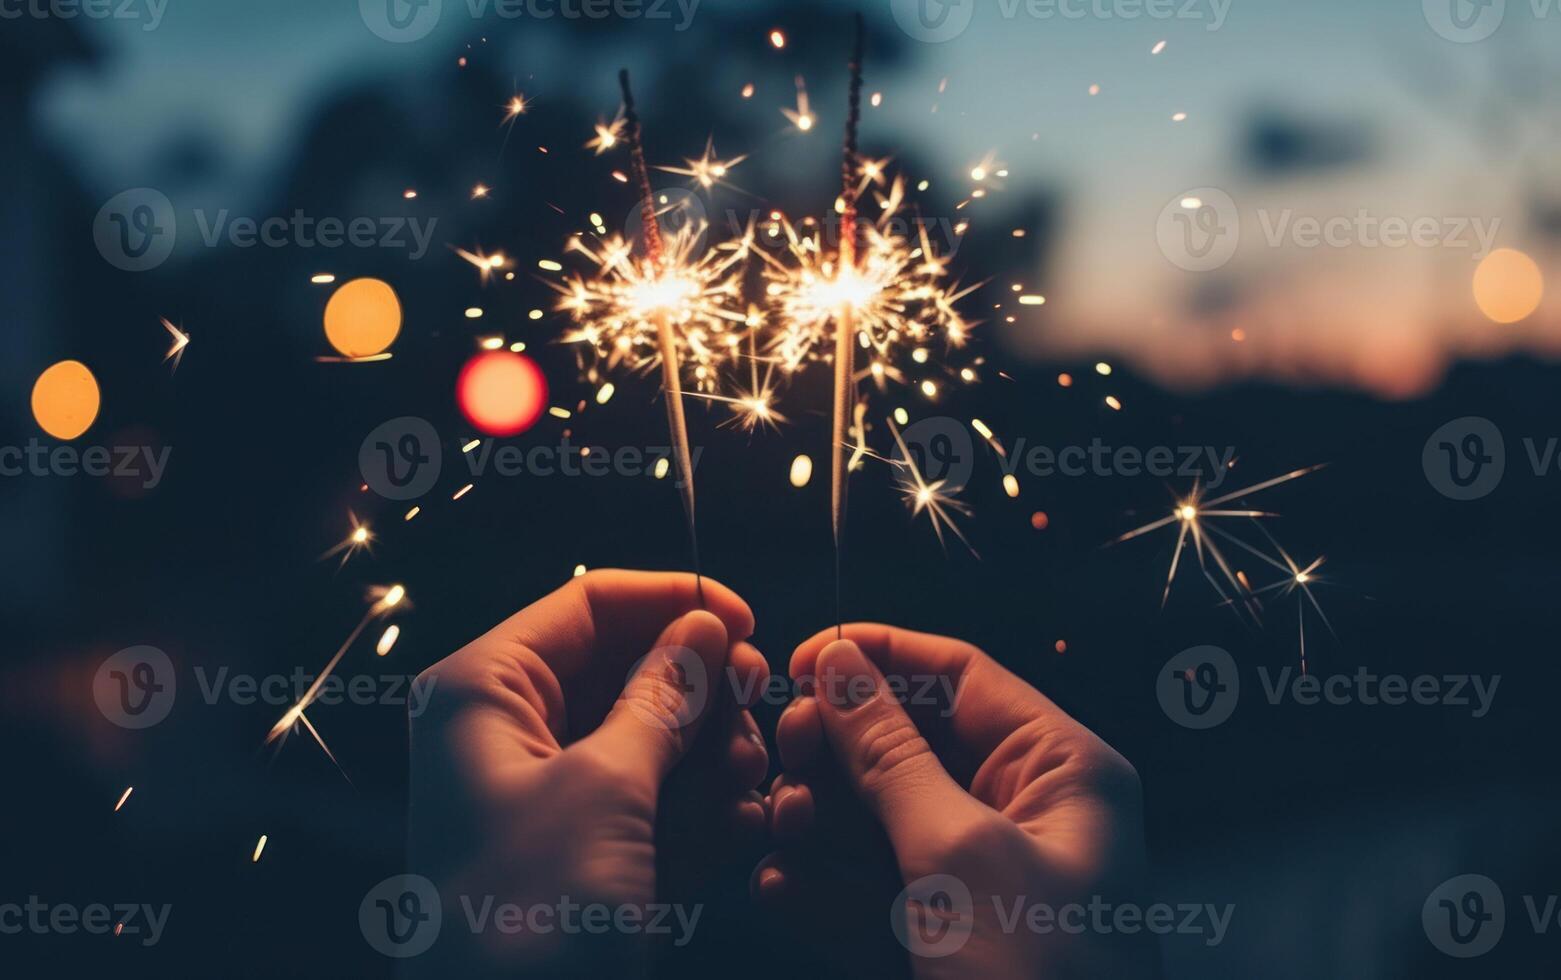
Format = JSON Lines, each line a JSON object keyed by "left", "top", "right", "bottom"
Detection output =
{"left": 686, "top": 317, "right": 788, "bottom": 432}
{"left": 587, "top": 113, "right": 626, "bottom": 155}
{"left": 659, "top": 138, "right": 748, "bottom": 190}
{"left": 782, "top": 76, "right": 816, "bottom": 132}
{"left": 376, "top": 624, "right": 400, "bottom": 657}
{"left": 886, "top": 417, "right": 975, "bottom": 555}
{"left": 790, "top": 454, "right": 814, "bottom": 487}
{"left": 161, "top": 318, "right": 190, "bottom": 372}
{"left": 1109, "top": 465, "right": 1326, "bottom": 617}
{"left": 456, "top": 247, "right": 508, "bottom": 282}
{"left": 1225, "top": 525, "right": 1337, "bottom": 675}
{"left": 504, "top": 94, "right": 529, "bottom": 120}
{"left": 114, "top": 786, "right": 133, "bottom": 812}
{"left": 252, "top": 835, "right": 268, "bottom": 863}
{"left": 318, "top": 512, "right": 373, "bottom": 568}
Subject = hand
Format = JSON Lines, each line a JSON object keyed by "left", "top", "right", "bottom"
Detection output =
{"left": 407, "top": 571, "right": 770, "bottom": 977}
{"left": 757, "top": 625, "right": 1160, "bottom": 980}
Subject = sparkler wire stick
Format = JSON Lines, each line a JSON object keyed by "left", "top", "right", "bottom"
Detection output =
{"left": 619, "top": 69, "right": 704, "bottom": 601}
{"left": 831, "top": 14, "right": 866, "bottom": 638}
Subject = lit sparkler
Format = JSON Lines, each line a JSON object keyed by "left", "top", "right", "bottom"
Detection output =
{"left": 560, "top": 69, "right": 732, "bottom": 594}
{"left": 553, "top": 220, "right": 752, "bottom": 393}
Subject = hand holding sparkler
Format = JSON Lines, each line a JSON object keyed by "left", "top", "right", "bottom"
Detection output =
{"left": 405, "top": 571, "right": 770, "bottom": 976}
{"left": 754, "top": 626, "right": 1161, "bottom": 979}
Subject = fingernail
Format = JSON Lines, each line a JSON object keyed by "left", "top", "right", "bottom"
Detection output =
{"left": 819, "top": 639, "right": 877, "bottom": 710}
{"left": 757, "top": 868, "right": 783, "bottom": 898}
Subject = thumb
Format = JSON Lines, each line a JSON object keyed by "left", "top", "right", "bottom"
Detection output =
{"left": 583, "top": 609, "right": 730, "bottom": 783}
{"left": 813, "top": 639, "right": 972, "bottom": 845}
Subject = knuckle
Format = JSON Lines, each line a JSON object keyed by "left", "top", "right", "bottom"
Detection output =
{"left": 855, "top": 714, "right": 934, "bottom": 791}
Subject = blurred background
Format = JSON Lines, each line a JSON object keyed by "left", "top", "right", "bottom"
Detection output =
{"left": 2, "top": 0, "right": 1559, "bottom": 976}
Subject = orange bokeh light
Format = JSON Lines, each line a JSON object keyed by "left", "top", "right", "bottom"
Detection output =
{"left": 1472, "top": 248, "right": 1543, "bottom": 325}
{"left": 31, "top": 360, "right": 100, "bottom": 440}
{"left": 457, "top": 351, "right": 548, "bottom": 437}
{"left": 324, "top": 278, "right": 402, "bottom": 358}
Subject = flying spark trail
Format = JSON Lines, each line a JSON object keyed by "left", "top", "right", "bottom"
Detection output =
{"left": 264, "top": 585, "right": 406, "bottom": 774}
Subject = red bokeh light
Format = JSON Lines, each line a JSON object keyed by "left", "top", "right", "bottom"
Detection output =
{"left": 456, "top": 351, "right": 549, "bottom": 437}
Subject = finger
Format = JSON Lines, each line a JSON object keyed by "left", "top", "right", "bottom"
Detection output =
{"left": 793, "top": 623, "right": 1062, "bottom": 760}
{"left": 768, "top": 775, "right": 815, "bottom": 842}
{"left": 579, "top": 609, "right": 730, "bottom": 782}
{"left": 724, "top": 708, "right": 769, "bottom": 791}
{"left": 502, "top": 570, "right": 754, "bottom": 680}
{"left": 734, "top": 790, "right": 768, "bottom": 841}
{"left": 749, "top": 853, "right": 789, "bottom": 905}
{"left": 776, "top": 695, "right": 823, "bottom": 771}
{"left": 727, "top": 641, "right": 771, "bottom": 709}
{"left": 812, "top": 639, "right": 976, "bottom": 845}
